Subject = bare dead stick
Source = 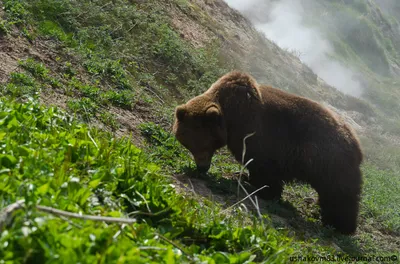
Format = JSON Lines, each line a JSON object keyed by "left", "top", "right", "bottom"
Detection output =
{"left": 238, "top": 132, "right": 256, "bottom": 196}
{"left": 220, "top": 185, "right": 268, "bottom": 215}
{"left": 138, "top": 246, "right": 167, "bottom": 251}
{"left": 187, "top": 178, "right": 196, "bottom": 194}
{"left": 0, "top": 200, "right": 136, "bottom": 227}
{"left": 241, "top": 132, "right": 256, "bottom": 165}
{"left": 0, "top": 200, "right": 25, "bottom": 231}
{"left": 36, "top": 205, "right": 136, "bottom": 224}
{"left": 237, "top": 180, "right": 264, "bottom": 219}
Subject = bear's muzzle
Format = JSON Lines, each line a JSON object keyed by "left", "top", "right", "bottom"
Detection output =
{"left": 193, "top": 152, "right": 213, "bottom": 173}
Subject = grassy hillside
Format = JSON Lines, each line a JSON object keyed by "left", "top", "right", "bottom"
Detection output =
{"left": 0, "top": 0, "right": 399, "bottom": 263}
{"left": 300, "top": 0, "right": 400, "bottom": 172}
{"left": 303, "top": 0, "right": 400, "bottom": 116}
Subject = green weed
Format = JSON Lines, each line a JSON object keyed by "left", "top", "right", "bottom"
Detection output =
{"left": 361, "top": 164, "right": 400, "bottom": 234}
{"left": 19, "top": 58, "right": 49, "bottom": 79}
{"left": 139, "top": 122, "right": 192, "bottom": 171}
{"left": 3, "top": 0, "right": 226, "bottom": 99}
{"left": 0, "top": 97, "right": 297, "bottom": 263}
{"left": 102, "top": 90, "right": 134, "bottom": 109}
{"left": 99, "top": 111, "right": 119, "bottom": 131}
{"left": 3, "top": 72, "right": 39, "bottom": 98}
{"left": 67, "top": 98, "right": 98, "bottom": 120}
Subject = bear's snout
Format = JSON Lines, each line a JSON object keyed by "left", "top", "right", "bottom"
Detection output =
{"left": 196, "top": 164, "right": 210, "bottom": 173}
{"left": 193, "top": 152, "right": 213, "bottom": 173}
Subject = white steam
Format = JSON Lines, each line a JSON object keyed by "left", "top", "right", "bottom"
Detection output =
{"left": 224, "top": 0, "right": 363, "bottom": 97}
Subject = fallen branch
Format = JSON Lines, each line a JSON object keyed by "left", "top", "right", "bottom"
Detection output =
{"left": 187, "top": 178, "right": 196, "bottom": 194}
{"left": 135, "top": 191, "right": 152, "bottom": 213}
{"left": 241, "top": 132, "right": 256, "bottom": 166}
{"left": 0, "top": 200, "right": 136, "bottom": 230}
{"left": 0, "top": 200, "right": 25, "bottom": 231}
{"left": 144, "top": 87, "right": 165, "bottom": 105}
{"left": 36, "top": 205, "right": 136, "bottom": 224}
{"left": 127, "top": 207, "right": 171, "bottom": 217}
{"left": 237, "top": 158, "right": 253, "bottom": 196}
{"left": 138, "top": 246, "right": 167, "bottom": 251}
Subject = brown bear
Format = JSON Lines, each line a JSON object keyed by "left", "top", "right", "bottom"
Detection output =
{"left": 173, "top": 71, "right": 363, "bottom": 235}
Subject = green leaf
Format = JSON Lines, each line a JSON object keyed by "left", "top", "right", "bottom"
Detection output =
{"left": 164, "top": 247, "right": 176, "bottom": 264}
{"left": 88, "top": 178, "right": 101, "bottom": 188}
{"left": 37, "top": 183, "right": 50, "bottom": 195}
{"left": 0, "top": 154, "right": 17, "bottom": 169}
{"left": 18, "top": 146, "right": 31, "bottom": 156}
{"left": 0, "top": 132, "right": 6, "bottom": 140}
{"left": 212, "top": 252, "right": 230, "bottom": 264}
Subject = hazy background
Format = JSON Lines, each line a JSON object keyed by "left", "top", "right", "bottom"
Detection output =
{"left": 224, "top": 0, "right": 363, "bottom": 97}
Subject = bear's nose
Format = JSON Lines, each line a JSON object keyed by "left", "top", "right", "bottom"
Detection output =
{"left": 196, "top": 164, "right": 210, "bottom": 173}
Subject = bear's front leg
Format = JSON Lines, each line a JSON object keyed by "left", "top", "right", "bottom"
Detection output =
{"left": 247, "top": 163, "right": 284, "bottom": 201}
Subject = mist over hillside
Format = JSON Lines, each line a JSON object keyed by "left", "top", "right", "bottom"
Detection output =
{"left": 0, "top": 0, "right": 399, "bottom": 261}
{"left": 375, "top": 0, "right": 400, "bottom": 21}
{"left": 224, "top": 0, "right": 363, "bottom": 97}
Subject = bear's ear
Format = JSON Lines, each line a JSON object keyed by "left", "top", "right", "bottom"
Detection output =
{"left": 205, "top": 106, "right": 221, "bottom": 124}
{"left": 176, "top": 106, "right": 186, "bottom": 121}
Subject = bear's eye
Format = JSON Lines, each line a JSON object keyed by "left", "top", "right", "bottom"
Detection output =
{"left": 247, "top": 92, "right": 251, "bottom": 100}
{"left": 201, "top": 116, "right": 218, "bottom": 127}
{"left": 187, "top": 117, "right": 203, "bottom": 128}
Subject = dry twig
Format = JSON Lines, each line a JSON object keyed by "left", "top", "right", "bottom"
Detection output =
{"left": 235, "top": 131, "right": 267, "bottom": 219}
{"left": 219, "top": 185, "right": 268, "bottom": 215}
{"left": 0, "top": 200, "right": 136, "bottom": 230}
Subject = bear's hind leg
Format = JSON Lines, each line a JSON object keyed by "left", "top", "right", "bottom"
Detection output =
{"left": 318, "top": 186, "right": 360, "bottom": 235}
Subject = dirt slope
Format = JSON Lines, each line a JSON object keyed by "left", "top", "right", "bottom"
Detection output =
{"left": 1, "top": 0, "right": 399, "bottom": 156}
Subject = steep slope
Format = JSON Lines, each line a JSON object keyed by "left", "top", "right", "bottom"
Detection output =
{"left": 306, "top": 0, "right": 400, "bottom": 114}
{"left": 168, "top": 0, "right": 400, "bottom": 171}
{"left": 224, "top": 0, "right": 400, "bottom": 120}
{"left": 222, "top": 0, "right": 400, "bottom": 169}
{"left": 0, "top": 0, "right": 399, "bottom": 261}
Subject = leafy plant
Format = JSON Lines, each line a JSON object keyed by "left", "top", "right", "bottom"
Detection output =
{"left": 99, "top": 111, "right": 119, "bottom": 131}
{"left": 0, "top": 97, "right": 300, "bottom": 263}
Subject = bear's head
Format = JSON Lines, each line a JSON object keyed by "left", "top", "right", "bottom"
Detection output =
{"left": 172, "top": 94, "right": 227, "bottom": 173}
{"left": 173, "top": 71, "right": 262, "bottom": 172}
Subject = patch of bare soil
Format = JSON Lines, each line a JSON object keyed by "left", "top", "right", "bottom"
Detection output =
{"left": 0, "top": 33, "right": 63, "bottom": 80}
{"left": 0, "top": 32, "right": 153, "bottom": 146}
{"left": 0, "top": 35, "right": 29, "bottom": 83}
{"left": 110, "top": 104, "right": 153, "bottom": 148}
{"left": 168, "top": 4, "right": 214, "bottom": 48}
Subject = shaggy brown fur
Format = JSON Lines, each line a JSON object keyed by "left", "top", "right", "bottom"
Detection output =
{"left": 173, "top": 71, "right": 363, "bottom": 235}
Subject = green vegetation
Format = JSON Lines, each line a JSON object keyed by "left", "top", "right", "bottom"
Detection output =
{"left": 0, "top": 0, "right": 226, "bottom": 128}
{"left": 0, "top": 97, "right": 299, "bottom": 263}
{"left": 361, "top": 165, "right": 400, "bottom": 234}
{"left": 3, "top": 0, "right": 224, "bottom": 95}
{"left": 0, "top": 0, "right": 399, "bottom": 263}
{"left": 1, "top": 98, "right": 398, "bottom": 262}
{"left": 139, "top": 122, "right": 400, "bottom": 255}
